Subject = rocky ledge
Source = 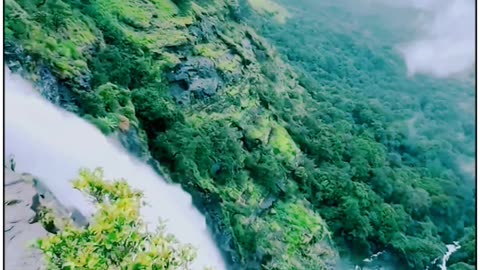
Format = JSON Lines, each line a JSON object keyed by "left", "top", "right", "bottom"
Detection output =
{"left": 4, "top": 164, "right": 88, "bottom": 270}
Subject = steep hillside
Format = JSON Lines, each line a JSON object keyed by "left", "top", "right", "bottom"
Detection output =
{"left": 5, "top": 0, "right": 475, "bottom": 269}
{"left": 5, "top": 0, "right": 339, "bottom": 268}
{"left": 240, "top": 0, "right": 476, "bottom": 268}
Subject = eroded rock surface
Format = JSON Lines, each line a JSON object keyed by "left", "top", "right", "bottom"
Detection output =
{"left": 4, "top": 165, "right": 89, "bottom": 270}
{"left": 168, "top": 56, "right": 224, "bottom": 103}
{"left": 5, "top": 169, "right": 47, "bottom": 270}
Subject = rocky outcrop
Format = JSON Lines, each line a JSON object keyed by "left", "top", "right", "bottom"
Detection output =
{"left": 4, "top": 166, "right": 89, "bottom": 270}
{"left": 167, "top": 56, "right": 223, "bottom": 103}
{"left": 5, "top": 44, "right": 79, "bottom": 113}
{"left": 5, "top": 169, "right": 47, "bottom": 270}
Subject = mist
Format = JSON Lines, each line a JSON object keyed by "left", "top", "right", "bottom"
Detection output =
{"left": 311, "top": 0, "right": 474, "bottom": 79}
{"left": 395, "top": 0, "right": 475, "bottom": 78}
{"left": 4, "top": 67, "right": 226, "bottom": 270}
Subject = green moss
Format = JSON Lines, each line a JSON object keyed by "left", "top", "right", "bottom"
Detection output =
{"left": 91, "top": 0, "right": 191, "bottom": 49}
{"left": 194, "top": 44, "right": 226, "bottom": 59}
{"left": 268, "top": 125, "right": 299, "bottom": 160}
{"left": 274, "top": 202, "right": 332, "bottom": 253}
{"left": 217, "top": 56, "right": 241, "bottom": 73}
{"left": 245, "top": 117, "right": 272, "bottom": 144}
{"left": 216, "top": 30, "right": 256, "bottom": 64}
{"left": 95, "top": 83, "right": 141, "bottom": 126}
{"left": 159, "top": 52, "right": 182, "bottom": 69}
{"left": 251, "top": 201, "right": 337, "bottom": 269}
{"left": 194, "top": 42, "right": 242, "bottom": 75}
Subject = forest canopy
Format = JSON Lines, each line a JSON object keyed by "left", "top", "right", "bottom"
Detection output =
{"left": 5, "top": 0, "right": 475, "bottom": 269}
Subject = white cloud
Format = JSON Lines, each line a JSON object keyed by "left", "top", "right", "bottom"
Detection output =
{"left": 396, "top": 0, "right": 475, "bottom": 78}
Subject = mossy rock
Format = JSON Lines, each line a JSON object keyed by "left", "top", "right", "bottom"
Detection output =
{"left": 268, "top": 124, "right": 299, "bottom": 161}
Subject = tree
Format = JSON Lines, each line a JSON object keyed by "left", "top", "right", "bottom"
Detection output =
{"left": 172, "top": 0, "right": 192, "bottom": 16}
{"left": 37, "top": 168, "right": 209, "bottom": 270}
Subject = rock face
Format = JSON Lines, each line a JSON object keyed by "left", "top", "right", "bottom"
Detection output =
{"left": 5, "top": 169, "right": 48, "bottom": 270}
{"left": 5, "top": 47, "right": 79, "bottom": 113}
{"left": 4, "top": 165, "right": 89, "bottom": 270}
{"left": 167, "top": 56, "right": 223, "bottom": 104}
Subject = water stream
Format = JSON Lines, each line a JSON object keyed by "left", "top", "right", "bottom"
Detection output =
{"left": 438, "top": 242, "right": 461, "bottom": 270}
{"left": 353, "top": 241, "right": 462, "bottom": 270}
{"left": 5, "top": 67, "right": 226, "bottom": 270}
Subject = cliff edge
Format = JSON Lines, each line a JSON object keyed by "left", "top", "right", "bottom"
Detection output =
{"left": 4, "top": 161, "right": 89, "bottom": 270}
{"left": 5, "top": 168, "right": 47, "bottom": 270}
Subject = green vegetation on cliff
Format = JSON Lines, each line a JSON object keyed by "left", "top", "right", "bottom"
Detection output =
{"left": 6, "top": 0, "right": 475, "bottom": 269}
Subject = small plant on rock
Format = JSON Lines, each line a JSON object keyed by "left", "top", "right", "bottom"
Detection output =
{"left": 37, "top": 168, "right": 205, "bottom": 270}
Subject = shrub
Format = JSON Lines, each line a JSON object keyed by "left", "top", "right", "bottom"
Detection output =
{"left": 37, "top": 168, "right": 207, "bottom": 269}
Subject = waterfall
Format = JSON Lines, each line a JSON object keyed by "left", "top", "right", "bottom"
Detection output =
{"left": 5, "top": 67, "right": 226, "bottom": 270}
{"left": 440, "top": 242, "right": 461, "bottom": 270}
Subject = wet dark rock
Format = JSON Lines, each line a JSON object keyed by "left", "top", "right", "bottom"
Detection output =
{"left": 37, "top": 66, "right": 77, "bottom": 111}
{"left": 188, "top": 189, "right": 241, "bottom": 269}
{"left": 74, "top": 73, "right": 92, "bottom": 91}
{"left": 253, "top": 48, "right": 268, "bottom": 62}
{"left": 168, "top": 70, "right": 190, "bottom": 84}
{"left": 170, "top": 83, "right": 191, "bottom": 105}
{"left": 189, "top": 18, "right": 217, "bottom": 42}
{"left": 195, "top": 57, "right": 216, "bottom": 77}
{"left": 5, "top": 43, "right": 79, "bottom": 113}
{"left": 168, "top": 56, "right": 223, "bottom": 102}
{"left": 114, "top": 125, "right": 150, "bottom": 162}
{"left": 70, "top": 208, "right": 89, "bottom": 228}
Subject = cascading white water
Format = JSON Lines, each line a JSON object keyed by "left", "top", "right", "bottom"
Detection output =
{"left": 5, "top": 67, "right": 226, "bottom": 270}
{"left": 439, "top": 242, "right": 461, "bottom": 270}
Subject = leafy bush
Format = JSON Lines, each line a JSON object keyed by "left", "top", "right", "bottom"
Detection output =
{"left": 37, "top": 168, "right": 207, "bottom": 270}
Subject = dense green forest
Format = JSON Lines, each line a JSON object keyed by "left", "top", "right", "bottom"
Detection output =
{"left": 5, "top": 0, "right": 475, "bottom": 269}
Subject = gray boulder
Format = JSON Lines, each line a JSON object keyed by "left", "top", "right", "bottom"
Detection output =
{"left": 5, "top": 170, "right": 47, "bottom": 270}
{"left": 4, "top": 168, "right": 90, "bottom": 270}
{"left": 189, "top": 77, "right": 219, "bottom": 97}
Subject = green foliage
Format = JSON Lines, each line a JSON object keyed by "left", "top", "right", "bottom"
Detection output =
{"left": 132, "top": 87, "right": 185, "bottom": 133}
{"left": 254, "top": 201, "right": 337, "bottom": 270}
{"left": 97, "top": 83, "right": 137, "bottom": 121}
{"left": 390, "top": 233, "right": 445, "bottom": 269}
{"left": 84, "top": 114, "right": 115, "bottom": 134}
{"left": 5, "top": 0, "right": 98, "bottom": 80}
{"left": 194, "top": 44, "right": 226, "bottom": 59}
{"left": 243, "top": 0, "right": 474, "bottom": 267}
{"left": 7, "top": 0, "right": 475, "bottom": 269}
{"left": 268, "top": 125, "right": 299, "bottom": 161}
{"left": 448, "top": 263, "right": 476, "bottom": 270}
{"left": 172, "top": 0, "right": 193, "bottom": 15}
{"left": 37, "top": 168, "right": 202, "bottom": 269}
{"left": 448, "top": 227, "right": 477, "bottom": 268}
{"left": 152, "top": 119, "right": 247, "bottom": 186}
{"left": 247, "top": 0, "right": 291, "bottom": 24}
